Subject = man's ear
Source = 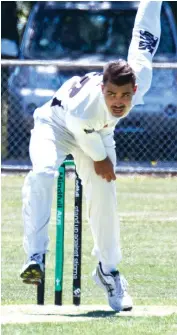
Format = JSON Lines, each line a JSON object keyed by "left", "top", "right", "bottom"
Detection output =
{"left": 133, "top": 84, "right": 138, "bottom": 93}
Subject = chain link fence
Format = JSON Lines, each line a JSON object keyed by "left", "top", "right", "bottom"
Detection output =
{"left": 1, "top": 61, "right": 177, "bottom": 172}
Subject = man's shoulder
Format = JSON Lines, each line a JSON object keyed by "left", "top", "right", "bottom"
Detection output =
{"left": 68, "top": 73, "right": 102, "bottom": 104}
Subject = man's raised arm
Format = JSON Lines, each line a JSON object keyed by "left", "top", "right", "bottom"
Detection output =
{"left": 128, "top": 0, "right": 162, "bottom": 104}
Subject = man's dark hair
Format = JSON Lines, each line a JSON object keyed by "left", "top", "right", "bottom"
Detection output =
{"left": 103, "top": 59, "right": 136, "bottom": 87}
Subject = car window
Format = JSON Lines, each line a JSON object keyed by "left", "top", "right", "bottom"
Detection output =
{"left": 156, "top": 10, "right": 176, "bottom": 57}
{"left": 23, "top": 7, "right": 176, "bottom": 60}
{"left": 23, "top": 9, "right": 134, "bottom": 59}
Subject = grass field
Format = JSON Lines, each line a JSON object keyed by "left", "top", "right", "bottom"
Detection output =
{"left": 1, "top": 174, "right": 177, "bottom": 334}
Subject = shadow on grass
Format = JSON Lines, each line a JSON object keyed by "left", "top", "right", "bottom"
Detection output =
{"left": 29, "top": 310, "right": 119, "bottom": 318}
{"left": 63, "top": 310, "right": 118, "bottom": 318}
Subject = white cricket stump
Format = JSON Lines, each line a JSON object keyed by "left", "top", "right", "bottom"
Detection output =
{"left": 1, "top": 305, "right": 177, "bottom": 324}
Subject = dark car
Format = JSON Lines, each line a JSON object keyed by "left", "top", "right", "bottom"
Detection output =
{"left": 8, "top": 1, "right": 177, "bottom": 161}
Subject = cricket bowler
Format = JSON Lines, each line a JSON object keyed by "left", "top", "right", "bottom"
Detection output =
{"left": 20, "top": 1, "right": 162, "bottom": 311}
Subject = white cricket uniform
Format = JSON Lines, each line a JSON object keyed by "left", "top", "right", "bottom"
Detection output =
{"left": 22, "top": 1, "right": 162, "bottom": 270}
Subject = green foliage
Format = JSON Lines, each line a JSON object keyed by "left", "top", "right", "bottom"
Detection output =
{"left": 16, "top": 1, "right": 37, "bottom": 38}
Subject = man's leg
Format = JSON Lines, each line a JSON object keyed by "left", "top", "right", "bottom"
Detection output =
{"left": 21, "top": 122, "right": 68, "bottom": 283}
{"left": 72, "top": 144, "right": 121, "bottom": 271}
{"left": 72, "top": 141, "right": 133, "bottom": 311}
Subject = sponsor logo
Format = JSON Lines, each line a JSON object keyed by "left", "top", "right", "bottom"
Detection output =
{"left": 84, "top": 128, "right": 95, "bottom": 134}
{"left": 51, "top": 97, "right": 63, "bottom": 108}
{"left": 139, "top": 30, "right": 158, "bottom": 54}
{"left": 57, "top": 210, "right": 63, "bottom": 225}
{"left": 56, "top": 278, "right": 60, "bottom": 286}
{"left": 75, "top": 179, "right": 80, "bottom": 198}
{"left": 73, "top": 288, "right": 81, "bottom": 297}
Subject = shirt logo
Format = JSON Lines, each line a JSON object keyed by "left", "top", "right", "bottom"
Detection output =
{"left": 51, "top": 97, "right": 63, "bottom": 108}
{"left": 139, "top": 30, "right": 158, "bottom": 54}
{"left": 84, "top": 128, "right": 95, "bottom": 134}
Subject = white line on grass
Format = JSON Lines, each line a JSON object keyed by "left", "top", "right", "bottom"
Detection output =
{"left": 1, "top": 305, "right": 177, "bottom": 324}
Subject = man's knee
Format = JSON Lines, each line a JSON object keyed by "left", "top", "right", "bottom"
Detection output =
{"left": 23, "top": 171, "right": 55, "bottom": 194}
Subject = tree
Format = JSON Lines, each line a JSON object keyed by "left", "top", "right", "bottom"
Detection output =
{"left": 1, "top": 1, "right": 19, "bottom": 58}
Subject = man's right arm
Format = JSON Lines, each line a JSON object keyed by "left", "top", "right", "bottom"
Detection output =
{"left": 65, "top": 106, "right": 116, "bottom": 182}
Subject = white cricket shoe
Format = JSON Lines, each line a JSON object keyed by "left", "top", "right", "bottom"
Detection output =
{"left": 20, "top": 253, "right": 44, "bottom": 285}
{"left": 92, "top": 262, "right": 133, "bottom": 312}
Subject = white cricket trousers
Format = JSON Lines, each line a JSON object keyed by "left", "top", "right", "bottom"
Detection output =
{"left": 22, "top": 120, "right": 121, "bottom": 269}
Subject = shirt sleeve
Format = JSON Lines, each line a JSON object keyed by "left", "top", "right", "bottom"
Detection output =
{"left": 128, "top": 0, "right": 162, "bottom": 105}
{"left": 65, "top": 113, "right": 107, "bottom": 161}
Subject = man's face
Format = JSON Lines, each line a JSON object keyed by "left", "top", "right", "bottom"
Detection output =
{"left": 102, "top": 81, "right": 137, "bottom": 118}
